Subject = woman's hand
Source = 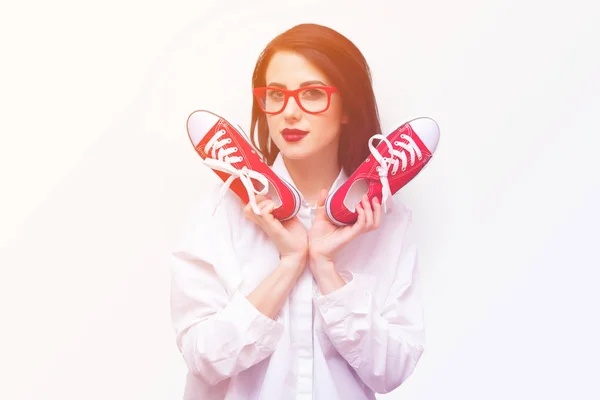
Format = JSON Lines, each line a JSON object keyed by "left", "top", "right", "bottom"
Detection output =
{"left": 243, "top": 195, "right": 309, "bottom": 265}
{"left": 308, "top": 190, "right": 382, "bottom": 269}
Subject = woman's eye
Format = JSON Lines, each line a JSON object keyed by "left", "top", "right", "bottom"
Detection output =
{"left": 267, "top": 90, "right": 285, "bottom": 100}
{"left": 301, "top": 88, "right": 326, "bottom": 99}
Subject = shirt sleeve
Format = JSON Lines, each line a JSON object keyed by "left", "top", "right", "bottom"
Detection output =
{"left": 312, "top": 217, "right": 425, "bottom": 394}
{"left": 169, "top": 194, "right": 285, "bottom": 386}
{"left": 171, "top": 253, "right": 283, "bottom": 385}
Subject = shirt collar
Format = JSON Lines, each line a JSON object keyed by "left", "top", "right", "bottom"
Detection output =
{"left": 271, "top": 152, "right": 348, "bottom": 208}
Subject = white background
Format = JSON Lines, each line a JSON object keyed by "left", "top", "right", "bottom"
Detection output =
{"left": 1, "top": 0, "right": 599, "bottom": 399}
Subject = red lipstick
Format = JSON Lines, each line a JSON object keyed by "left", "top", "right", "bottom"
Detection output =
{"left": 281, "top": 128, "right": 308, "bottom": 142}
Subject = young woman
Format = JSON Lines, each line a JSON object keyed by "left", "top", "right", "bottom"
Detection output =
{"left": 171, "top": 23, "right": 427, "bottom": 399}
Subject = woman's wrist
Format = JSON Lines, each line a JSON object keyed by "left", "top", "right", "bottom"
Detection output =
{"left": 308, "top": 252, "right": 333, "bottom": 269}
{"left": 279, "top": 251, "right": 308, "bottom": 271}
{"left": 309, "top": 254, "right": 335, "bottom": 280}
{"left": 310, "top": 259, "right": 346, "bottom": 295}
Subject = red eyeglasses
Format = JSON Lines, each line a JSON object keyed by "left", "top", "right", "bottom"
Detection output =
{"left": 253, "top": 85, "right": 339, "bottom": 115}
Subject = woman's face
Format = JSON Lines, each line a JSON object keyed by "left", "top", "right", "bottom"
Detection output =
{"left": 263, "top": 51, "right": 347, "bottom": 163}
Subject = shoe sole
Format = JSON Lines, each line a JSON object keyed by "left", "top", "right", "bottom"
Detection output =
{"left": 278, "top": 178, "right": 302, "bottom": 221}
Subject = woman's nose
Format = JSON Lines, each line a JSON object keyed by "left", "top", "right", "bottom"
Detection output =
{"left": 282, "top": 96, "right": 302, "bottom": 119}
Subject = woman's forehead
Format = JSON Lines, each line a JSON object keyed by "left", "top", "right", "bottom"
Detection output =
{"left": 265, "top": 51, "right": 330, "bottom": 87}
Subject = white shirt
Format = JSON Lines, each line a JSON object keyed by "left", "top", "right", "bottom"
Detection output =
{"left": 170, "top": 154, "right": 426, "bottom": 400}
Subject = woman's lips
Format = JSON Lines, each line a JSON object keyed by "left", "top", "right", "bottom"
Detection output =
{"left": 281, "top": 128, "right": 308, "bottom": 142}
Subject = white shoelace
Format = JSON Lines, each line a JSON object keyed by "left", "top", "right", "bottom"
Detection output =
{"left": 367, "top": 133, "right": 422, "bottom": 212}
{"left": 202, "top": 128, "right": 269, "bottom": 215}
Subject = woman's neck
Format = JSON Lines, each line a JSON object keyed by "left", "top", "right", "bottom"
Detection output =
{"left": 282, "top": 153, "right": 341, "bottom": 207}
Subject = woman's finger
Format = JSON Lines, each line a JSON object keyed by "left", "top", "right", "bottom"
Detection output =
{"left": 351, "top": 202, "right": 366, "bottom": 235}
{"left": 361, "top": 195, "right": 374, "bottom": 231}
{"left": 244, "top": 194, "right": 271, "bottom": 217}
{"left": 244, "top": 197, "right": 271, "bottom": 224}
{"left": 372, "top": 197, "right": 382, "bottom": 229}
{"left": 254, "top": 194, "right": 269, "bottom": 204}
{"left": 256, "top": 200, "right": 284, "bottom": 234}
{"left": 259, "top": 199, "right": 277, "bottom": 214}
{"left": 243, "top": 201, "right": 257, "bottom": 220}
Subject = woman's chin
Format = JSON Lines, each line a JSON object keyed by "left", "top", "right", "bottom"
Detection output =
{"left": 277, "top": 145, "right": 316, "bottom": 161}
{"left": 275, "top": 137, "right": 339, "bottom": 162}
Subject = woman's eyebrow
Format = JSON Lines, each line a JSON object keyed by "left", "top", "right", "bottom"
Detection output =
{"left": 266, "top": 80, "right": 327, "bottom": 88}
{"left": 300, "top": 80, "right": 326, "bottom": 87}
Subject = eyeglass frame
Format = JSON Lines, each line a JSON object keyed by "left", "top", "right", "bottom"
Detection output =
{"left": 252, "top": 85, "right": 340, "bottom": 115}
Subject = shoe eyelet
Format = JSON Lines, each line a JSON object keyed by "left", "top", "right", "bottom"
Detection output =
{"left": 366, "top": 158, "right": 370, "bottom": 162}
{"left": 232, "top": 147, "right": 238, "bottom": 151}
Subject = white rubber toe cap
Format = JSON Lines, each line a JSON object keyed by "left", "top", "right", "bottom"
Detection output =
{"left": 409, "top": 117, "right": 440, "bottom": 154}
{"left": 187, "top": 110, "right": 221, "bottom": 147}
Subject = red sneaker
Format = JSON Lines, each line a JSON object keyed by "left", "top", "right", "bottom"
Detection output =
{"left": 186, "top": 110, "right": 301, "bottom": 221}
{"left": 325, "top": 117, "right": 440, "bottom": 226}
